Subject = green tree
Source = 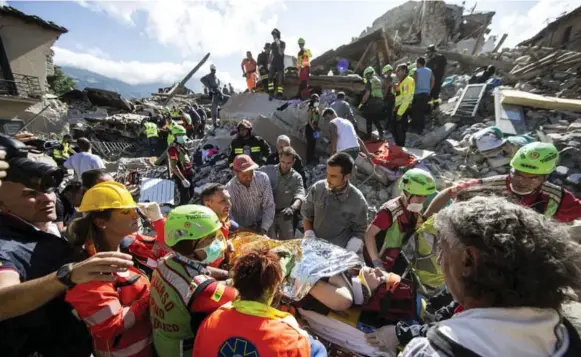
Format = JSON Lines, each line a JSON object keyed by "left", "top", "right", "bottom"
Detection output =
{"left": 47, "top": 66, "right": 76, "bottom": 95}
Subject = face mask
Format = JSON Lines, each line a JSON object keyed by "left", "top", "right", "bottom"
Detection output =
{"left": 407, "top": 203, "right": 424, "bottom": 213}
{"left": 509, "top": 183, "right": 533, "bottom": 196}
{"left": 197, "top": 238, "right": 225, "bottom": 264}
{"left": 176, "top": 136, "right": 185, "bottom": 144}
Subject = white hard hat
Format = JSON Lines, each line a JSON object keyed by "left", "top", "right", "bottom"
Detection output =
{"left": 210, "top": 64, "right": 216, "bottom": 70}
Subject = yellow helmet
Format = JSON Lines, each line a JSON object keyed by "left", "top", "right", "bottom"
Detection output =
{"left": 79, "top": 181, "right": 137, "bottom": 213}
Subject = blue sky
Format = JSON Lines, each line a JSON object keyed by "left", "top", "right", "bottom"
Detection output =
{"left": 4, "top": 0, "right": 576, "bottom": 90}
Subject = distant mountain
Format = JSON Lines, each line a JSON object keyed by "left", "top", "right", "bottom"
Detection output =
{"left": 61, "top": 66, "right": 169, "bottom": 99}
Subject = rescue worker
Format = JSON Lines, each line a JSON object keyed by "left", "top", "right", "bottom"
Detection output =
{"left": 359, "top": 66, "right": 384, "bottom": 139}
{"left": 426, "top": 44, "right": 447, "bottom": 106}
{"left": 143, "top": 119, "right": 160, "bottom": 156}
{"left": 382, "top": 64, "right": 396, "bottom": 127}
{"left": 66, "top": 182, "right": 162, "bottom": 357}
{"left": 52, "top": 134, "right": 75, "bottom": 167}
{"left": 241, "top": 51, "right": 258, "bottom": 92}
{"left": 166, "top": 119, "right": 178, "bottom": 146}
{"left": 391, "top": 64, "right": 415, "bottom": 147}
{"left": 324, "top": 107, "right": 372, "bottom": 161}
{"left": 364, "top": 168, "right": 444, "bottom": 289}
{"left": 266, "top": 135, "right": 307, "bottom": 188}
{"left": 55, "top": 181, "right": 83, "bottom": 232}
{"left": 257, "top": 43, "right": 271, "bottom": 93}
{"left": 200, "top": 64, "right": 223, "bottom": 129}
{"left": 180, "top": 109, "right": 194, "bottom": 139}
{"left": 330, "top": 91, "right": 356, "bottom": 127}
{"left": 193, "top": 249, "right": 327, "bottom": 357}
{"left": 149, "top": 205, "right": 238, "bottom": 357}
{"left": 296, "top": 38, "right": 312, "bottom": 99}
{"left": 191, "top": 103, "right": 206, "bottom": 138}
{"left": 227, "top": 120, "right": 271, "bottom": 167}
{"left": 268, "top": 28, "right": 286, "bottom": 100}
{"left": 200, "top": 183, "right": 239, "bottom": 240}
{"left": 425, "top": 142, "right": 581, "bottom": 223}
{"left": 168, "top": 125, "right": 194, "bottom": 205}
{"left": 229, "top": 83, "right": 234, "bottom": 95}
{"left": 305, "top": 94, "right": 320, "bottom": 164}
{"left": 411, "top": 57, "right": 434, "bottom": 134}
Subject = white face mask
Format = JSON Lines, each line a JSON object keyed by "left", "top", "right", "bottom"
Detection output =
{"left": 407, "top": 203, "right": 424, "bottom": 213}
{"left": 509, "top": 183, "right": 533, "bottom": 196}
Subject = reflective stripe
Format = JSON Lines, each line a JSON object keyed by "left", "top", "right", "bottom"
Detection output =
{"left": 277, "top": 87, "right": 284, "bottom": 93}
{"left": 234, "top": 148, "right": 243, "bottom": 154}
{"left": 146, "top": 257, "right": 158, "bottom": 268}
{"left": 157, "top": 262, "right": 193, "bottom": 306}
{"left": 94, "top": 337, "right": 152, "bottom": 357}
{"left": 250, "top": 146, "right": 260, "bottom": 152}
{"left": 122, "top": 306, "right": 136, "bottom": 329}
{"left": 83, "top": 301, "right": 122, "bottom": 326}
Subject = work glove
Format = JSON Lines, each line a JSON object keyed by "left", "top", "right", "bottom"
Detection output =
{"left": 358, "top": 103, "right": 363, "bottom": 110}
{"left": 281, "top": 207, "right": 295, "bottom": 218}
{"left": 181, "top": 179, "right": 191, "bottom": 189}
{"left": 365, "top": 325, "right": 399, "bottom": 351}
{"left": 138, "top": 202, "right": 163, "bottom": 222}
{"left": 346, "top": 237, "right": 364, "bottom": 253}
{"left": 304, "top": 230, "right": 316, "bottom": 239}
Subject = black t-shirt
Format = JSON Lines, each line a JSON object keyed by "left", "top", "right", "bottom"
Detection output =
{"left": 270, "top": 40, "right": 286, "bottom": 67}
{"left": 55, "top": 193, "right": 74, "bottom": 225}
{"left": 0, "top": 213, "right": 91, "bottom": 357}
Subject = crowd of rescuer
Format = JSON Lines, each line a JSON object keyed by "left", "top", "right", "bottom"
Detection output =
{"left": 0, "top": 155, "right": 134, "bottom": 356}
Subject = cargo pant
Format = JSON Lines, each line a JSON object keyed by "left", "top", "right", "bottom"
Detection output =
{"left": 268, "top": 63, "right": 285, "bottom": 98}
{"left": 268, "top": 212, "right": 295, "bottom": 240}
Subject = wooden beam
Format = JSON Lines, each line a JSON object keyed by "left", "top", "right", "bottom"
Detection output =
{"left": 354, "top": 42, "right": 373, "bottom": 73}
{"left": 493, "top": 34, "right": 508, "bottom": 53}
{"left": 381, "top": 29, "right": 392, "bottom": 64}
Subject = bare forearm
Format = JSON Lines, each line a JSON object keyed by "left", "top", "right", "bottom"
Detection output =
{"left": 424, "top": 188, "right": 453, "bottom": 218}
{"left": 365, "top": 231, "right": 380, "bottom": 261}
{"left": 303, "top": 218, "right": 313, "bottom": 232}
{"left": 171, "top": 165, "right": 186, "bottom": 181}
{"left": 207, "top": 267, "right": 229, "bottom": 280}
{"left": 0, "top": 273, "right": 65, "bottom": 321}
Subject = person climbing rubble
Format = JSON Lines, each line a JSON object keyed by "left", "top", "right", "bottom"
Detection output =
{"left": 411, "top": 57, "right": 434, "bottom": 135}
{"left": 260, "top": 146, "right": 305, "bottom": 240}
{"left": 391, "top": 64, "right": 415, "bottom": 147}
{"left": 302, "top": 152, "right": 368, "bottom": 250}
{"left": 51, "top": 134, "right": 76, "bottom": 167}
{"left": 382, "top": 65, "right": 396, "bottom": 128}
{"left": 364, "top": 168, "right": 443, "bottom": 288}
{"left": 227, "top": 120, "right": 271, "bottom": 167}
{"left": 399, "top": 196, "right": 581, "bottom": 357}
{"left": 167, "top": 125, "right": 194, "bottom": 205}
{"left": 425, "top": 142, "right": 581, "bottom": 223}
{"left": 241, "top": 51, "right": 258, "bottom": 92}
{"left": 200, "top": 64, "right": 226, "bottom": 129}
{"left": 226, "top": 155, "right": 275, "bottom": 235}
{"left": 426, "top": 44, "right": 447, "bottom": 106}
{"left": 359, "top": 66, "right": 385, "bottom": 139}
{"left": 323, "top": 108, "right": 372, "bottom": 161}
{"left": 143, "top": 118, "right": 160, "bottom": 156}
{"left": 257, "top": 43, "right": 271, "bottom": 93}
{"left": 268, "top": 28, "right": 286, "bottom": 100}
{"left": 296, "top": 38, "right": 312, "bottom": 99}
{"left": 150, "top": 205, "right": 238, "bottom": 357}
{"left": 329, "top": 91, "right": 356, "bottom": 127}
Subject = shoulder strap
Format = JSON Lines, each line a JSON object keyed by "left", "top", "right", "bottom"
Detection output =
{"left": 427, "top": 328, "right": 483, "bottom": 357}
{"left": 563, "top": 318, "right": 581, "bottom": 357}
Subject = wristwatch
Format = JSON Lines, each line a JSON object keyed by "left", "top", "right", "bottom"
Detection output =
{"left": 57, "top": 263, "right": 76, "bottom": 288}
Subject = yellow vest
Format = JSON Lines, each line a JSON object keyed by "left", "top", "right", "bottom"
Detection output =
{"left": 144, "top": 122, "right": 159, "bottom": 138}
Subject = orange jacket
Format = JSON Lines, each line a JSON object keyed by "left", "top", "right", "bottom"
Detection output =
{"left": 66, "top": 264, "right": 153, "bottom": 357}
{"left": 193, "top": 302, "right": 311, "bottom": 357}
{"left": 124, "top": 219, "right": 170, "bottom": 276}
{"left": 242, "top": 58, "right": 257, "bottom": 73}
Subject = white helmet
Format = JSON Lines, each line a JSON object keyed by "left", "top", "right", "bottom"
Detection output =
{"left": 210, "top": 64, "right": 216, "bottom": 70}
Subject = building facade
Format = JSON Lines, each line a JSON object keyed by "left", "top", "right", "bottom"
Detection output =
{"left": 519, "top": 6, "right": 581, "bottom": 52}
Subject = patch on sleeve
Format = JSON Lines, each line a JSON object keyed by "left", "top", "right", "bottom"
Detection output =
{"left": 211, "top": 283, "right": 226, "bottom": 302}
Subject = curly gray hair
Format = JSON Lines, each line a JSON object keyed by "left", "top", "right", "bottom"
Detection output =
{"left": 435, "top": 196, "right": 581, "bottom": 310}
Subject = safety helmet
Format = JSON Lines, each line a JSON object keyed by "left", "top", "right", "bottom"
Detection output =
{"left": 382, "top": 64, "right": 393, "bottom": 74}
{"left": 363, "top": 66, "right": 375, "bottom": 77}
{"left": 171, "top": 125, "right": 187, "bottom": 135}
{"left": 271, "top": 28, "right": 281, "bottom": 37}
{"left": 298, "top": 38, "right": 305, "bottom": 45}
{"left": 510, "top": 142, "right": 559, "bottom": 175}
{"left": 399, "top": 168, "right": 437, "bottom": 196}
{"left": 237, "top": 119, "right": 252, "bottom": 130}
{"left": 427, "top": 44, "right": 436, "bottom": 52}
{"left": 79, "top": 181, "right": 137, "bottom": 213}
{"left": 165, "top": 205, "right": 222, "bottom": 247}
{"left": 210, "top": 64, "right": 216, "bottom": 71}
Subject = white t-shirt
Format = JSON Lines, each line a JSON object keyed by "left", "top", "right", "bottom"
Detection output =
{"left": 330, "top": 117, "right": 359, "bottom": 152}
{"left": 64, "top": 151, "right": 106, "bottom": 178}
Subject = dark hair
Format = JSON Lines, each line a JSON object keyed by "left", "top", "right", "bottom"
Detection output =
{"left": 233, "top": 249, "right": 283, "bottom": 302}
{"left": 200, "top": 183, "right": 226, "bottom": 204}
{"left": 416, "top": 57, "right": 426, "bottom": 66}
{"left": 77, "top": 137, "right": 91, "bottom": 152}
{"left": 436, "top": 196, "right": 581, "bottom": 310}
{"left": 397, "top": 64, "right": 409, "bottom": 74}
{"left": 279, "top": 146, "right": 296, "bottom": 159}
{"left": 62, "top": 181, "right": 82, "bottom": 194}
{"left": 68, "top": 210, "right": 113, "bottom": 256}
{"left": 82, "top": 169, "right": 108, "bottom": 189}
{"left": 327, "top": 152, "right": 354, "bottom": 175}
{"left": 322, "top": 108, "right": 336, "bottom": 117}
{"left": 337, "top": 92, "right": 346, "bottom": 100}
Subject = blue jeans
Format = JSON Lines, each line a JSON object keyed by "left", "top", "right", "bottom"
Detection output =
{"left": 308, "top": 335, "right": 328, "bottom": 357}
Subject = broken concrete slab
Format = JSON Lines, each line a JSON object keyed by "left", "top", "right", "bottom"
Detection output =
{"left": 220, "top": 93, "right": 287, "bottom": 121}
{"left": 420, "top": 123, "right": 457, "bottom": 148}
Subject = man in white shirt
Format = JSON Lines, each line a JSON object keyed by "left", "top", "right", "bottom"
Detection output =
{"left": 63, "top": 137, "right": 105, "bottom": 179}
{"left": 323, "top": 108, "right": 372, "bottom": 161}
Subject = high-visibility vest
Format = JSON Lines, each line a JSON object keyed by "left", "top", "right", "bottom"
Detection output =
{"left": 53, "top": 141, "right": 71, "bottom": 159}
{"left": 297, "top": 49, "right": 312, "bottom": 69}
{"left": 395, "top": 76, "right": 415, "bottom": 115}
{"left": 66, "top": 264, "right": 153, "bottom": 357}
{"left": 150, "top": 255, "right": 212, "bottom": 357}
{"left": 144, "top": 122, "right": 159, "bottom": 138}
{"left": 369, "top": 75, "right": 383, "bottom": 98}
{"left": 193, "top": 301, "right": 311, "bottom": 357}
{"left": 377, "top": 197, "right": 443, "bottom": 289}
